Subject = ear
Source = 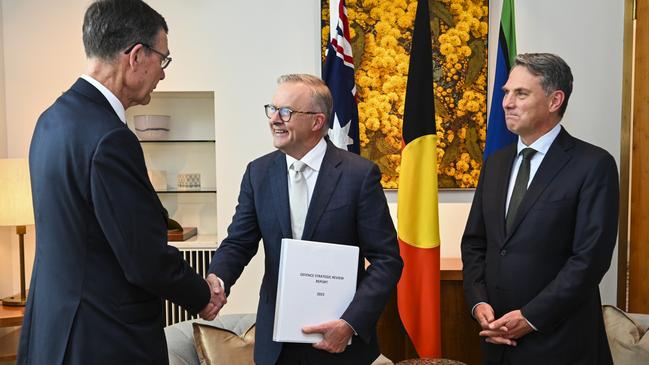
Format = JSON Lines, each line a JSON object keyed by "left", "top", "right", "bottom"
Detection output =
{"left": 548, "top": 90, "right": 565, "bottom": 114}
{"left": 126, "top": 43, "right": 146, "bottom": 70}
{"left": 312, "top": 113, "right": 327, "bottom": 132}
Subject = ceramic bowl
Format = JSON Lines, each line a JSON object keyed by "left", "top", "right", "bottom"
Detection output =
{"left": 133, "top": 115, "right": 170, "bottom": 140}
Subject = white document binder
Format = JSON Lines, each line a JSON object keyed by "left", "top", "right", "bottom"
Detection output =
{"left": 272, "top": 238, "right": 359, "bottom": 343}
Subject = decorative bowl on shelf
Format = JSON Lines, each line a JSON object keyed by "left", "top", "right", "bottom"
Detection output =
{"left": 133, "top": 114, "right": 170, "bottom": 140}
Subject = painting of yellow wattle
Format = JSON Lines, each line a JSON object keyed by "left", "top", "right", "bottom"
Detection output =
{"left": 321, "top": 0, "right": 489, "bottom": 188}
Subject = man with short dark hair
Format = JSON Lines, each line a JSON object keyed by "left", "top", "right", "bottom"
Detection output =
{"left": 208, "top": 74, "right": 403, "bottom": 365}
{"left": 462, "top": 53, "right": 619, "bottom": 364}
{"left": 18, "top": 1, "right": 224, "bottom": 363}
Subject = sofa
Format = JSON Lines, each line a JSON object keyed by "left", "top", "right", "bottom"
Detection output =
{"left": 165, "top": 313, "right": 393, "bottom": 365}
{"left": 166, "top": 307, "right": 648, "bottom": 365}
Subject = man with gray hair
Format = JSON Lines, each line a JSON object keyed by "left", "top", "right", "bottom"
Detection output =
{"left": 462, "top": 53, "right": 619, "bottom": 364}
{"left": 208, "top": 74, "right": 403, "bottom": 364}
{"left": 19, "top": 1, "right": 224, "bottom": 363}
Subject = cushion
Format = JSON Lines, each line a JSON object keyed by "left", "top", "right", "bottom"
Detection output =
{"left": 373, "top": 354, "right": 394, "bottom": 365}
{"left": 165, "top": 313, "right": 256, "bottom": 365}
{"left": 602, "top": 305, "right": 649, "bottom": 364}
{"left": 193, "top": 321, "right": 255, "bottom": 365}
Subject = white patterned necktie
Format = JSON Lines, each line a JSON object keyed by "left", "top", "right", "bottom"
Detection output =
{"left": 289, "top": 160, "right": 308, "bottom": 240}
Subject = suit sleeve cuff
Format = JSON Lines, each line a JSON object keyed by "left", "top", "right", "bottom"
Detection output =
{"left": 524, "top": 317, "right": 538, "bottom": 331}
{"left": 340, "top": 319, "right": 358, "bottom": 336}
{"left": 471, "top": 301, "right": 487, "bottom": 318}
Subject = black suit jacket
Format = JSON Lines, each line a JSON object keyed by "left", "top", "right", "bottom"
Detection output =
{"left": 209, "top": 141, "right": 403, "bottom": 365}
{"left": 462, "top": 127, "right": 619, "bottom": 365}
{"left": 18, "top": 78, "right": 211, "bottom": 364}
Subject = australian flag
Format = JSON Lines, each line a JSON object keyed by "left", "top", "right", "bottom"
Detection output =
{"left": 323, "top": 0, "right": 360, "bottom": 154}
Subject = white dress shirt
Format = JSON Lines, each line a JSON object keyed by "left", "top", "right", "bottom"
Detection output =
{"left": 505, "top": 123, "right": 563, "bottom": 215}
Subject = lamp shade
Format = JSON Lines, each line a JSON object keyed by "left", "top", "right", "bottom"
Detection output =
{"left": 0, "top": 158, "right": 35, "bottom": 227}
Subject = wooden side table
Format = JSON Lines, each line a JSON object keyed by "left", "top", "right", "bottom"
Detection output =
{"left": 0, "top": 304, "right": 24, "bottom": 361}
{"left": 376, "top": 258, "right": 482, "bottom": 364}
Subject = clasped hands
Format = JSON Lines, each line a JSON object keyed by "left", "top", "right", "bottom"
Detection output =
{"left": 198, "top": 273, "right": 227, "bottom": 321}
{"left": 474, "top": 303, "right": 533, "bottom": 346}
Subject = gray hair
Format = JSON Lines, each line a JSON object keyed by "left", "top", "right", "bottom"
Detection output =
{"left": 514, "top": 53, "right": 573, "bottom": 117}
{"left": 83, "top": 0, "right": 168, "bottom": 62}
{"left": 277, "top": 74, "right": 332, "bottom": 136}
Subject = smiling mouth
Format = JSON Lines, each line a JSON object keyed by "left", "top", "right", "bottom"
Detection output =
{"left": 273, "top": 128, "right": 288, "bottom": 135}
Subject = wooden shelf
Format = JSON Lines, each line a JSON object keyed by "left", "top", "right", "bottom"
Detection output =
{"left": 441, "top": 257, "right": 463, "bottom": 280}
{"left": 0, "top": 305, "right": 24, "bottom": 327}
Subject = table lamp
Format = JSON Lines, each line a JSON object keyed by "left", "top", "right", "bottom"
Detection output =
{"left": 0, "top": 158, "right": 35, "bottom": 306}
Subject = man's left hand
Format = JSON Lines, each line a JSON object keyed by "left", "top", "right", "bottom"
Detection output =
{"left": 480, "top": 309, "right": 533, "bottom": 341}
{"left": 302, "top": 319, "right": 354, "bottom": 353}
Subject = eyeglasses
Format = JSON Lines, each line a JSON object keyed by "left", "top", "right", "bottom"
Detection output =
{"left": 264, "top": 104, "right": 322, "bottom": 122}
{"left": 124, "top": 43, "right": 172, "bottom": 69}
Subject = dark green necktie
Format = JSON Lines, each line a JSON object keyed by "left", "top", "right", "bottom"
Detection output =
{"left": 506, "top": 148, "right": 537, "bottom": 234}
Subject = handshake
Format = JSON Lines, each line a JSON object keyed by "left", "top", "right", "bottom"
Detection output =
{"left": 198, "top": 273, "right": 228, "bottom": 321}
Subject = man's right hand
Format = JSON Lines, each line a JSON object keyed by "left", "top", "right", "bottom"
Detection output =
{"left": 199, "top": 274, "right": 227, "bottom": 320}
{"left": 474, "top": 303, "right": 517, "bottom": 346}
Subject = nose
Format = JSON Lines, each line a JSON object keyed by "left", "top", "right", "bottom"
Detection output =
{"left": 268, "top": 110, "right": 282, "bottom": 124}
{"left": 160, "top": 68, "right": 166, "bottom": 81}
{"left": 502, "top": 93, "right": 513, "bottom": 109}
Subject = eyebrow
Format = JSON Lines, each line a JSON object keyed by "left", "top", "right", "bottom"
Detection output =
{"left": 502, "top": 86, "right": 531, "bottom": 93}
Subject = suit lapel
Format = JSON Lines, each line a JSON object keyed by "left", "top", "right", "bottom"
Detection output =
{"left": 505, "top": 128, "right": 575, "bottom": 243}
{"left": 494, "top": 145, "right": 518, "bottom": 245}
{"left": 269, "top": 152, "right": 292, "bottom": 238}
{"left": 301, "top": 141, "right": 342, "bottom": 241}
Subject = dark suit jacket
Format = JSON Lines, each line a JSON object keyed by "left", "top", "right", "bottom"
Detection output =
{"left": 209, "top": 140, "right": 403, "bottom": 365}
{"left": 462, "top": 127, "right": 619, "bottom": 365}
{"left": 18, "top": 78, "right": 211, "bottom": 364}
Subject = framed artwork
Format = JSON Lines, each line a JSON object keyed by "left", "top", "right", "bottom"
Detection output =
{"left": 321, "top": 0, "right": 489, "bottom": 188}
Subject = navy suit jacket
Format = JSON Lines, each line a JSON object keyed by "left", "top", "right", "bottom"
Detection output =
{"left": 18, "top": 78, "right": 211, "bottom": 364}
{"left": 209, "top": 141, "right": 403, "bottom": 365}
{"left": 462, "top": 127, "right": 619, "bottom": 365}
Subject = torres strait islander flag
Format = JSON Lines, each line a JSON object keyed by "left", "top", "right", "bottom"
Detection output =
{"left": 323, "top": 0, "right": 360, "bottom": 154}
{"left": 484, "top": 0, "right": 517, "bottom": 159}
{"left": 397, "top": 0, "right": 441, "bottom": 358}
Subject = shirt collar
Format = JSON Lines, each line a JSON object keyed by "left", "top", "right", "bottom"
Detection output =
{"left": 285, "top": 138, "right": 327, "bottom": 172}
{"left": 80, "top": 74, "right": 126, "bottom": 124}
{"left": 517, "top": 123, "right": 562, "bottom": 156}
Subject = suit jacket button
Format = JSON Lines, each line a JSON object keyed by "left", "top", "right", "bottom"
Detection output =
{"left": 500, "top": 249, "right": 507, "bottom": 256}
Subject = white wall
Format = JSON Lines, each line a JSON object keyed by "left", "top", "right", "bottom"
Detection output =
{"left": 0, "top": 0, "right": 625, "bottom": 311}
{"left": 0, "top": 2, "right": 11, "bottom": 301}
